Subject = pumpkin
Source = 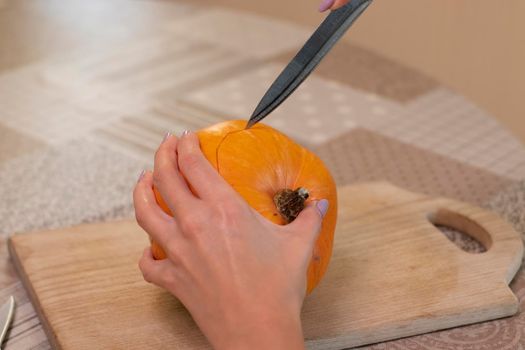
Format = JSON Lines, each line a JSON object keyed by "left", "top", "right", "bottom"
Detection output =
{"left": 152, "top": 120, "right": 337, "bottom": 294}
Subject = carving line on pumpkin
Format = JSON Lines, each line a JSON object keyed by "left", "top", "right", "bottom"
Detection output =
{"left": 214, "top": 126, "right": 311, "bottom": 224}
{"left": 213, "top": 128, "right": 245, "bottom": 176}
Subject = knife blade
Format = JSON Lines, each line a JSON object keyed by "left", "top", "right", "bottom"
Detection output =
{"left": 0, "top": 296, "right": 15, "bottom": 349}
{"left": 246, "top": 0, "right": 373, "bottom": 129}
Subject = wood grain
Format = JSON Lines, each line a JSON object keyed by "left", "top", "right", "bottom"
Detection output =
{"left": 8, "top": 183, "right": 524, "bottom": 349}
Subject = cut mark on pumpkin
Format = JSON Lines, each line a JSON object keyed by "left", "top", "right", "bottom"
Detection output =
{"left": 214, "top": 126, "right": 310, "bottom": 224}
{"left": 214, "top": 128, "right": 247, "bottom": 176}
{"left": 214, "top": 127, "right": 281, "bottom": 191}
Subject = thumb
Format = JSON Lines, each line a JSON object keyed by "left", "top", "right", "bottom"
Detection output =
{"left": 288, "top": 199, "right": 329, "bottom": 245}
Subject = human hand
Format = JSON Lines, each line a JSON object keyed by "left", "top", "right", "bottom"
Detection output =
{"left": 133, "top": 131, "right": 329, "bottom": 350}
{"left": 319, "top": 0, "right": 351, "bottom": 12}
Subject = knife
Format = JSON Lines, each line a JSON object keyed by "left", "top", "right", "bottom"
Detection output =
{"left": 0, "top": 296, "right": 15, "bottom": 350}
{"left": 246, "top": 0, "right": 373, "bottom": 129}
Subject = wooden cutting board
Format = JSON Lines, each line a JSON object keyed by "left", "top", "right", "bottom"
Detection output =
{"left": 8, "top": 182, "right": 524, "bottom": 350}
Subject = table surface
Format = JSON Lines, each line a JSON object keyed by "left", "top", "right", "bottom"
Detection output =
{"left": 0, "top": 1, "right": 524, "bottom": 349}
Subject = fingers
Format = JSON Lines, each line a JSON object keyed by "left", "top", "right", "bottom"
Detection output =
{"left": 154, "top": 133, "right": 198, "bottom": 216}
{"left": 177, "top": 131, "right": 235, "bottom": 201}
{"left": 332, "top": 0, "right": 350, "bottom": 10}
{"left": 319, "top": 0, "right": 349, "bottom": 12}
{"left": 139, "top": 247, "right": 177, "bottom": 290}
{"left": 319, "top": 0, "right": 335, "bottom": 12}
{"left": 287, "top": 199, "right": 329, "bottom": 247}
{"left": 134, "top": 170, "right": 179, "bottom": 248}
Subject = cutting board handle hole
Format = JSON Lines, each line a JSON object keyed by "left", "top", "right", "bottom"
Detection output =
{"left": 428, "top": 209, "right": 490, "bottom": 254}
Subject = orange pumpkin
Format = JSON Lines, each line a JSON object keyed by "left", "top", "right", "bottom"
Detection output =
{"left": 152, "top": 120, "right": 337, "bottom": 293}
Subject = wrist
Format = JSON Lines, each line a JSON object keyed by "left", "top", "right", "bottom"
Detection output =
{"left": 212, "top": 308, "right": 304, "bottom": 350}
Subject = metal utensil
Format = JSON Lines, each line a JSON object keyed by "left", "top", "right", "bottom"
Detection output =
{"left": 0, "top": 296, "right": 15, "bottom": 350}
{"left": 246, "top": 0, "right": 373, "bottom": 128}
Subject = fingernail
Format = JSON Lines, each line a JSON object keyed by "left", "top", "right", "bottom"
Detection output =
{"left": 319, "top": 0, "right": 335, "bottom": 12}
{"left": 162, "top": 131, "right": 171, "bottom": 143}
{"left": 181, "top": 130, "right": 191, "bottom": 137}
{"left": 137, "top": 170, "right": 146, "bottom": 183}
{"left": 316, "top": 199, "right": 329, "bottom": 218}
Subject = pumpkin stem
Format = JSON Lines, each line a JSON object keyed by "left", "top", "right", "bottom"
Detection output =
{"left": 273, "top": 187, "right": 309, "bottom": 223}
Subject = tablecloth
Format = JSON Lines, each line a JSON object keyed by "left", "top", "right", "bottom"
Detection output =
{"left": 0, "top": 3, "right": 524, "bottom": 349}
